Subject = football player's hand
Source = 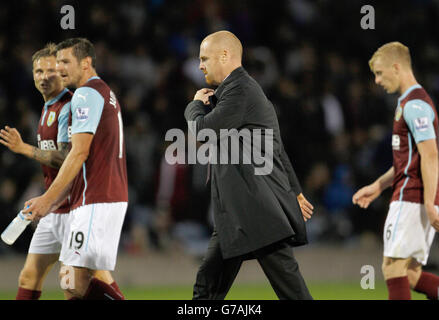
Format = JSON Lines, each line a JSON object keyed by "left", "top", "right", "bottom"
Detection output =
{"left": 352, "top": 183, "right": 381, "bottom": 209}
{"left": 23, "top": 195, "right": 52, "bottom": 221}
{"left": 0, "top": 126, "right": 25, "bottom": 154}
{"left": 297, "top": 193, "right": 314, "bottom": 222}
{"left": 425, "top": 203, "right": 439, "bottom": 232}
{"left": 194, "top": 88, "right": 214, "bottom": 105}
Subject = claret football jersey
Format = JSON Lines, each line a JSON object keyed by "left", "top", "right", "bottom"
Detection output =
{"left": 391, "top": 84, "right": 439, "bottom": 205}
{"left": 69, "top": 76, "right": 128, "bottom": 210}
{"left": 37, "top": 88, "right": 72, "bottom": 213}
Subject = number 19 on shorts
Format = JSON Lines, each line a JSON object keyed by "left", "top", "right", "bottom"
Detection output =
{"left": 69, "top": 231, "right": 84, "bottom": 250}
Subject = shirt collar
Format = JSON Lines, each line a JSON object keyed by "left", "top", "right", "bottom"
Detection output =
{"left": 86, "top": 76, "right": 100, "bottom": 82}
{"left": 398, "top": 84, "right": 422, "bottom": 104}
{"left": 44, "top": 88, "right": 69, "bottom": 107}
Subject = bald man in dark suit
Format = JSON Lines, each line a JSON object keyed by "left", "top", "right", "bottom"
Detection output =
{"left": 185, "top": 31, "right": 313, "bottom": 300}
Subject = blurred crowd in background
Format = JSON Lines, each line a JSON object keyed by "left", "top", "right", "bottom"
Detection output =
{"left": 1, "top": 0, "right": 439, "bottom": 258}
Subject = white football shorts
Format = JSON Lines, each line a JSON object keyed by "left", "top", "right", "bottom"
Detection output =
{"left": 59, "top": 202, "right": 127, "bottom": 271}
{"left": 28, "top": 212, "right": 70, "bottom": 254}
{"left": 383, "top": 201, "right": 436, "bottom": 265}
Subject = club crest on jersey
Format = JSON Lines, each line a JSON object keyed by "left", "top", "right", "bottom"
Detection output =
{"left": 47, "top": 111, "right": 56, "bottom": 127}
{"left": 395, "top": 106, "right": 402, "bottom": 121}
{"left": 76, "top": 107, "right": 89, "bottom": 122}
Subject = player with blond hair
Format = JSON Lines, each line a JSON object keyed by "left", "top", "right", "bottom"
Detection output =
{"left": 353, "top": 41, "right": 439, "bottom": 300}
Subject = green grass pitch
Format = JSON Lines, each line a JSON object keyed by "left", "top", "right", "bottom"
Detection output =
{"left": 0, "top": 282, "right": 427, "bottom": 300}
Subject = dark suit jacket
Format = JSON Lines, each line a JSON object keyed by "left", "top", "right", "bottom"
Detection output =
{"left": 184, "top": 67, "right": 308, "bottom": 259}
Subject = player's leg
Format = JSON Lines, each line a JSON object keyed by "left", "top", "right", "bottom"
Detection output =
{"left": 409, "top": 204, "right": 439, "bottom": 300}
{"left": 381, "top": 201, "right": 427, "bottom": 299}
{"left": 381, "top": 256, "right": 439, "bottom": 299}
{"left": 406, "top": 258, "right": 422, "bottom": 288}
{"left": 59, "top": 264, "right": 123, "bottom": 299}
{"left": 94, "top": 269, "right": 114, "bottom": 283}
{"left": 61, "top": 269, "right": 123, "bottom": 300}
{"left": 382, "top": 257, "right": 411, "bottom": 279}
{"left": 59, "top": 266, "right": 124, "bottom": 300}
{"left": 58, "top": 264, "right": 120, "bottom": 299}
{"left": 16, "top": 253, "right": 58, "bottom": 300}
{"left": 382, "top": 256, "right": 411, "bottom": 299}
{"left": 255, "top": 239, "right": 312, "bottom": 300}
{"left": 408, "top": 259, "right": 439, "bottom": 300}
{"left": 59, "top": 266, "right": 93, "bottom": 297}
{"left": 193, "top": 229, "right": 243, "bottom": 300}
{"left": 59, "top": 203, "right": 127, "bottom": 300}
{"left": 412, "top": 269, "right": 439, "bottom": 300}
{"left": 94, "top": 270, "right": 124, "bottom": 299}
{"left": 58, "top": 263, "right": 84, "bottom": 299}
{"left": 61, "top": 266, "right": 76, "bottom": 300}
{"left": 17, "top": 213, "right": 62, "bottom": 300}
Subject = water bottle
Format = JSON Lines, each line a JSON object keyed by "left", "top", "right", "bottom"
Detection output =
{"left": 1, "top": 211, "right": 32, "bottom": 245}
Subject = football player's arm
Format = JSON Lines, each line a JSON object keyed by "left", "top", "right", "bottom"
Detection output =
{"left": 417, "top": 139, "right": 439, "bottom": 230}
{"left": 403, "top": 99, "right": 439, "bottom": 230}
{"left": 375, "top": 166, "right": 395, "bottom": 192}
{"left": 418, "top": 140, "right": 438, "bottom": 206}
{"left": 24, "top": 133, "right": 93, "bottom": 220}
{"left": 43, "top": 133, "right": 92, "bottom": 203}
{"left": 0, "top": 103, "right": 71, "bottom": 169}
{"left": 352, "top": 167, "right": 394, "bottom": 208}
{"left": 0, "top": 126, "right": 69, "bottom": 169}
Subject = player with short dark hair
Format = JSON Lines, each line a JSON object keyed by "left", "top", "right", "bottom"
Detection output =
{"left": 353, "top": 41, "right": 439, "bottom": 300}
{"left": 55, "top": 37, "right": 97, "bottom": 69}
{"left": 23, "top": 38, "right": 128, "bottom": 300}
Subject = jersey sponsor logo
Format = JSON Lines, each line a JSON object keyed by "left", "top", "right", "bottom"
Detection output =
{"left": 38, "top": 139, "right": 57, "bottom": 150}
{"left": 47, "top": 111, "right": 56, "bottom": 127}
{"left": 392, "top": 134, "right": 400, "bottom": 150}
{"left": 395, "top": 106, "right": 402, "bottom": 121}
{"left": 76, "top": 107, "right": 89, "bottom": 122}
{"left": 414, "top": 117, "right": 429, "bottom": 132}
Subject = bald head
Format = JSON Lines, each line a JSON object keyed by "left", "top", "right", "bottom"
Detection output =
{"left": 202, "top": 31, "right": 243, "bottom": 62}
{"left": 199, "top": 31, "right": 243, "bottom": 86}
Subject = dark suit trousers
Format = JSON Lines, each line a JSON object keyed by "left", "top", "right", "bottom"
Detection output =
{"left": 192, "top": 231, "right": 313, "bottom": 300}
